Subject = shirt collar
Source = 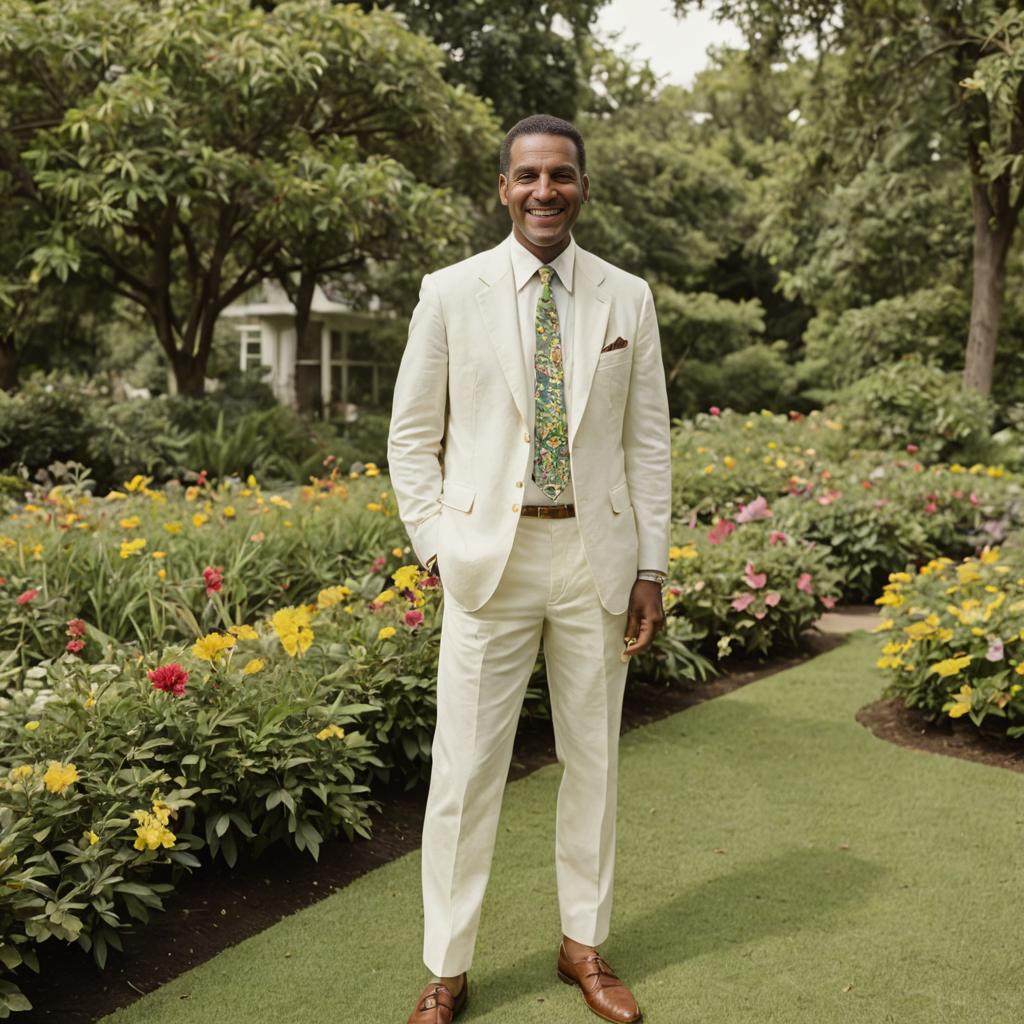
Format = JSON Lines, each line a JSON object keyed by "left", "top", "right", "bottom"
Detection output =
{"left": 509, "top": 232, "right": 576, "bottom": 294}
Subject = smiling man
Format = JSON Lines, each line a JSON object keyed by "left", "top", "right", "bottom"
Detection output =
{"left": 388, "top": 114, "right": 671, "bottom": 1024}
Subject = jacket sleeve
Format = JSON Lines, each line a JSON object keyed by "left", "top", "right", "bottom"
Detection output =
{"left": 622, "top": 282, "right": 672, "bottom": 574}
{"left": 386, "top": 273, "right": 448, "bottom": 567}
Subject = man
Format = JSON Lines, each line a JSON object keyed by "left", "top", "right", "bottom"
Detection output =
{"left": 388, "top": 113, "right": 671, "bottom": 1024}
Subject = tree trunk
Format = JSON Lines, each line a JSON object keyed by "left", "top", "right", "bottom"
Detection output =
{"left": 170, "top": 350, "right": 207, "bottom": 398}
{"left": 963, "top": 181, "right": 1014, "bottom": 395}
{"left": 0, "top": 341, "right": 18, "bottom": 392}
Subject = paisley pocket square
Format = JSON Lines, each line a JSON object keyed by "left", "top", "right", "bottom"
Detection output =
{"left": 600, "top": 337, "right": 629, "bottom": 353}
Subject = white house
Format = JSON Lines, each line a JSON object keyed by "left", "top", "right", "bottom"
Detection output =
{"left": 221, "top": 279, "right": 389, "bottom": 419}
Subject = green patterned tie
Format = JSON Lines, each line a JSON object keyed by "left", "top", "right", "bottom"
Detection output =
{"left": 532, "top": 266, "right": 569, "bottom": 500}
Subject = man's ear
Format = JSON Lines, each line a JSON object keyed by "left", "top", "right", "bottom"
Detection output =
{"left": 497, "top": 174, "right": 509, "bottom": 207}
{"left": 581, "top": 173, "right": 590, "bottom": 204}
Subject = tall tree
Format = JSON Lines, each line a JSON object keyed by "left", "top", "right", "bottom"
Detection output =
{"left": 677, "top": 1, "right": 1024, "bottom": 396}
{"left": 0, "top": 0, "right": 497, "bottom": 396}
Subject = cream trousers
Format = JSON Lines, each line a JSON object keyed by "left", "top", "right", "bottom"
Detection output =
{"left": 421, "top": 515, "right": 630, "bottom": 977}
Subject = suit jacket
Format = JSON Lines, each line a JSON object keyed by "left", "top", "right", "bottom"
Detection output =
{"left": 386, "top": 236, "right": 672, "bottom": 615}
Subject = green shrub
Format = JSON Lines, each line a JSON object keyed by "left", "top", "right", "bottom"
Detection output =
{"left": 823, "top": 357, "right": 995, "bottom": 464}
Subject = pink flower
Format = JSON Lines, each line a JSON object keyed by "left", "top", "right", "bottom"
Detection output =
{"left": 923, "top": 501, "right": 938, "bottom": 514}
{"left": 421, "top": 575, "right": 439, "bottom": 589}
{"left": 969, "top": 492, "right": 979, "bottom": 506}
{"left": 736, "top": 495, "right": 772, "bottom": 523}
{"left": 796, "top": 572, "right": 814, "bottom": 593}
{"left": 322, "top": 454, "right": 336, "bottom": 467}
{"left": 731, "top": 593, "right": 755, "bottom": 612}
{"left": 148, "top": 662, "right": 189, "bottom": 698}
{"left": 65, "top": 639, "right": 85, "bottom": 654}
{"left": 370, "top": 556, "right": 386, "bottom": 574}
{"left": 820, "top": 595, "right": 836, "bottom": 609}
{"left": 743, "top": 561, "right": 767, "bottom": 589}
{"left": 754, "top": 609, "right": 767, "bottom": 620}
{"left": 66, "top": 618, "right": 87, "bottom": 637}
{"left": 202, "top": 566, "right": 223, "bottom": 595}
{"left": 769, "top": 530, "right": 788, "bottom": 546}
{"left": 763, "top": 591, "right": 781, "bottom": 607}
{"left": 707, "top": 519, "right": 736, "bottom": 545}
{"left": 986, "top": 639, "right": 1004, "bottom": 662}
{"left": 816, "top": 490, "right": 841, "bottom": 506}
{"left": 404, "top": 609, "right": 424, "bottom": 629}
{"left": 196, "top": 469, "right": 208, "bottom": 487}
{"left": 16, "top": 588, "right": 39, "bottom": 606}
{"left": 906, "top": 443, "right": 919, "bottom": 454}
{"left": 788, "top": 411, "right": 802, "bottom": 421}
{"left": 709, "top": 406, "right": 721, "bottom": 416}
{"left": 668, "top": 586, "right": 682, "bottom": 596}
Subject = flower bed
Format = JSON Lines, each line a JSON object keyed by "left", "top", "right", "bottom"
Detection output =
{"left": 872, "top": 547, "right": 1024, "bottom": 735}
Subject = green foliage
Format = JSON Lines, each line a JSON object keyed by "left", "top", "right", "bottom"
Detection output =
{"left": 797, "top": 285, "right": 970, "bottom": 399}
{"left": 824, "top": 358, "right": 996, "bottom": 464}
{"left": 677, "top": 341, "right": 797, "bottom": 417}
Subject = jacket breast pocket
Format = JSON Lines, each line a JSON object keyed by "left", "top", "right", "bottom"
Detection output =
{"left": 439, "top": 480, "right": 476, "bottom": 513}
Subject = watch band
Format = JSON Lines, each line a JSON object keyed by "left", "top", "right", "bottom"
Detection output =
{"left": 637, "top": 570, "right": 666, "bottom": 584}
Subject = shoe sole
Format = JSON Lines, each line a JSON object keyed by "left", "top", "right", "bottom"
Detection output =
{"left": 556, "top": 969, "right": 642, "bottom": 1023}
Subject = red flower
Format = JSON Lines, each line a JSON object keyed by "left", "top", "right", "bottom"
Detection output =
{"left": 65, "top": 639, "right": 85, "bottom": 654}
{"left": 196, "top": 469, "right": 208, "bottom": 486}
{"left": 370, "top": 556, "right": 386, "bottom": 573}
{"left": 404, "top": 609, "right": 424, "bottom": 629}
{"left": 202, "top": 566, "right": 224, "bottom": 595}
{"left": 66, "top": 618, "right": 87, "bottom": 637}
{"left": 421, "top": 575, "right": 440, "bottom": 589}
{"left": 788, "top": 410, "right": 803, "bottom": 421}
{"left": 148, "top": 662, "right": 190, "bottom": 698}
{"left": 906, "top": 443, "right": 919, "bottom": 454}
{"left": 709, "top": 406, "right": 721, "bottom": 416}
{"left": 0, "top": 577, "right": 6, "bottom": 586}
{"left": 15, "top": 588, "right": 39, "bottom": 606}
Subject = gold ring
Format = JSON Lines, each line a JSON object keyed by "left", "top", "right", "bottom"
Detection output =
{"left": 623, "top": 636, "right": 638, "bottom": 645}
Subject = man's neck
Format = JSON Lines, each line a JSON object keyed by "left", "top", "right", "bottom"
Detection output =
{"left": 511, "top": 227, "right": 571, "bottom": 264}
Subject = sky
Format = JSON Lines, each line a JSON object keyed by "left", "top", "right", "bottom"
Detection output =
{"left": 596, "top": 0, "right": 745, "bottom": 88}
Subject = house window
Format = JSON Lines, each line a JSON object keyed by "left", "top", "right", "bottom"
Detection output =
{"left": 241, "top": 327, "right": 262, "bottom": 370}
{"left": 328, "top": 328, "right": 389, "bottom": 409}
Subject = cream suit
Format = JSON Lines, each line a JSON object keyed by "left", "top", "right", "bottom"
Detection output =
{"left": 387, "top": 235, "right": 671, "bottom": 977}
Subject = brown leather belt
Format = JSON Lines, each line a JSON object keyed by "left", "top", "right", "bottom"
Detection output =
{"left": 520, "top": 504, "right": 576, "bottom": 519}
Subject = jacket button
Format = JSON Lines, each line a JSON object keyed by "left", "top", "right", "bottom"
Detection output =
{"left": 523, "top": 433, "right": 530, "bottom": 443}
{"left": 512, "top": 504, "right": 520, "bottom": 513}
{"left": 515, "top": 481, "right": 523, "bottom": 488}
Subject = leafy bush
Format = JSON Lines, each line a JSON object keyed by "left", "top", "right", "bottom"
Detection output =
{"left": 823, "top": 357, "right": 995, "bottom": 464}
{"left": 873, "top": 547, "right": 1024, "bottom": 736}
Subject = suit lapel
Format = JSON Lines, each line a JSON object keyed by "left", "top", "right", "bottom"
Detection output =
{"left": 569, "top": 249, "right": 610, "bottom": 447}
{"left": 475, "top": 241, "right": 530, "bottom": 426}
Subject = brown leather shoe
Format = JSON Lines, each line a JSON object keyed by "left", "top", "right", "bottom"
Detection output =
{"left": 557, "top": 943, "right": 642, "bottom": 1023}
{"left": 406, "top": 975, "right": 468, "bottom": 1023}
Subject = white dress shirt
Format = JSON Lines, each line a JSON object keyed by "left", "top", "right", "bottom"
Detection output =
{"left": 509, "top": 232, "right": 576, "bottom": 507}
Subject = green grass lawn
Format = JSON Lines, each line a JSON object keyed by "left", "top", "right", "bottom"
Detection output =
{"left": 102, "top": 632, "right": 1024, "bottom": 1024}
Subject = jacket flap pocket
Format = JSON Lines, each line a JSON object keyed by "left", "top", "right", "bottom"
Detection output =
{"left": 440, "top": 480, "right": 476, "bottom": 513}
{"left": 609, "top": 481, "right": 632, "bottom": 514}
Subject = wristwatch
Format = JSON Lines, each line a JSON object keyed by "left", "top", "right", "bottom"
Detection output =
{"left": 636, "top": 570, "right": 666, "bottom": 585}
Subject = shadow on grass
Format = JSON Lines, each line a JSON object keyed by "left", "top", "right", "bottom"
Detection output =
{"left": 475, "top": 846, "right": 880, "bottom": 1006}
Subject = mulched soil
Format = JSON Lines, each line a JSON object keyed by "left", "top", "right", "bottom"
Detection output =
{"left": 2, "top": 627, "right": 887, "bottom": 1024}
{"left": 856, "top": 696, "right": 1024, "bottom": 774}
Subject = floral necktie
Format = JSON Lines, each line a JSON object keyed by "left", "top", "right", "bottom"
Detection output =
{"left": 533, "top": 266, "right": 569, "bottom": 500}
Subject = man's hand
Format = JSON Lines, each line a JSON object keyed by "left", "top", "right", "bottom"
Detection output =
{"left": 622, "top": 579, "right": 665, "bottom": 657}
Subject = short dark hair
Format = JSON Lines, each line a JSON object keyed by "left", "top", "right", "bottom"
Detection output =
{"left": 499, "top": 114, "right": 586, "bottom": 176}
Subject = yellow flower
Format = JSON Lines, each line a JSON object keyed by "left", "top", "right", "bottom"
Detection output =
{"left": 392, "top": 565, "right": 423, "bottom": 591}
{"left": 163, "top": 521, "right": 183, "bottom": 534}
{"left": 872, "top": 618, "right": 895, "bottom": 633}
{"left": 104, "top": 490, "right": 129, "bottom": 501}
{"left": 191, "top": 632, "right": 237, "bottom": 662}
{"left": 119, "top": 538, "right": 147, "bottom": 559}
{"left": 270, "top": 495, "right": 292, "bottom": 509}
{"left": 131, "top": 808, "right": 176, "bottom": 851}
{"left": 366, "top": 502, "right": 383, "bottom": 512}
{"left": 876, "top": 655, "right": 903, "bottom": 670}
{"left": 378, "top": 626, "right": 397, "bottom": 641}
{"left": 191, "top": 513, "right": 208, "bottom": 528}
{"left": 124, "top": 474, "right": 153, "bottom": 492}
{"left": 228, "top": 624, "right": 259, "bottom": 640}
{"left": 185, "top": 486, "right": 200, "bottom": 502}
{"left": 24, "top": 720, "right": 39, "bottom": 732}
{"left": 317, "top": 585, "right": 352, "bottom": 609}
{"left": 9, "top": 765, "right": 33, "bottom": 781}
{"left": 374, "top": 589, "right": 396, "bottom": 605}
{"left": 723, "top": 455, "right": 736, "bottom": 469}
{"left": 119, "top": 516, "right": 141, "bottom": 529}
{"left": 158, "top": 568, "right": 167, "bottom": 581}
{"left": 979, "top": 547, "right": 1000, "bottom": 564}
{"left": 702, "top": 464, "right": 715, "bottom": 475}
{"left": 903, "top": 622, "right": 934, "bottom": 640}
{"left": 223, "top": 506, "right": 236, "bottom": 518}
{"left": 944, "top": 685, "right": 974, "bottom": 719}
{"left": 43, "top": 761, "right": 80, "bottom": 795}
{"left": 1011, "top": 684, "right": 1023, "bottom": 695}
{"left": 84, "top": 830, "right": 99, "bottom": 846}
{"left": 150, "top": 550, "right": 166, "bottom": 560}
{"left": 365, "top": 463, "right": 380, "bottom": 477}
{"left": 875, "top": 593, "right": 904, "bottom": 607}
{"left": 316, "top": 724, "right": 346, "bottom": 741}
{"left": 1015, "top": 663, "right": 1024, "bottom": 677}
{"left": 242, "top": 658, "right": 265, "bottom": 675}
{"left": 888, "top": 572, "right": 912, "bottom": 584}
{"left": 775, "top": 457, "right": 787, "bottom": 469}
{"left": 271, "top": 606, "right": 314, "bottom": 658}
{"left": 247, "top": 474, "right": 258, "bottom": 489}
{"left": 928, "top": 655, "right": 972, "bottom": 678}
{"left": 392, "top": 547, "right": 405, "bottom": 558}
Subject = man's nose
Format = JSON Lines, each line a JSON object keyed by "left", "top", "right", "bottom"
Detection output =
{"left": 532, "top": 176, "right": 557, "bottom": 200}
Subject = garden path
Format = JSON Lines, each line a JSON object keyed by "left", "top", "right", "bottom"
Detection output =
{"left": 99, "top": 629, "right": 1023, "bottom": 1024}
